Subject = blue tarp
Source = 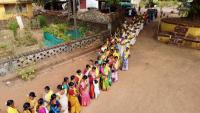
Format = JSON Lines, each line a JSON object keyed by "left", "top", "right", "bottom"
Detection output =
{"left": 64, "top": 30, "right": 81, "bottom": 40}
{"left": 43, "top": 32, "right": 64, "bottom": 47}
{"left": 43, "top": 29, "right": 82, "bottom": 47}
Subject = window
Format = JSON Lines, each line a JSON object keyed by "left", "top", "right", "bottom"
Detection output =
{"left": 4, "top": 4, "right": 27, "bottom": 14}
{"left": 4, "top": 4, "right": 17, "bottom": 14}
{"left": 19, "top": 4, "right": 27, "bottom": 13}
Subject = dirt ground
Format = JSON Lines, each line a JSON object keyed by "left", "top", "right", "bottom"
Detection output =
{"left": 0, "top": 21, "right": 200, "bottom": 113}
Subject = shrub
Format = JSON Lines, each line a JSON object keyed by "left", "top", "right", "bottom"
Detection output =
{"left": 17, "top": 63, "right": 36, "bottom": 81}
{"left": 0, "top": 44, "right": 8, "bottom": 49}
{"left": 43, "top": 24, "right": 71, "bottom": 41}
{"left": 14, "top": 29, "right": 38, "bottom": 47}
{"left": 8, "top": 20, "right": 18, "bottom": 37}
{"left": 37, "top": 15, "right": 47, "bottom": 28}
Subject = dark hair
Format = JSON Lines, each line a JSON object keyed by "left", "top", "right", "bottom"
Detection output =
{"left": 23, "top": 102, "right": 30, "bottom": 110}
{"left": 105, "top": 60, "right": 109, "bottom": 63}
{"left": 94, "top": 80, "right": 98, "bottom": 84}
{"left": 76, "top": 69, "right": 81, "bottom": 74}
{"left": 57, "top": 84, "right": 63, "bottom": 90}
{"left": 44, "top": 86, "right": 50, "bottom": 91}
{"left": 86, "top": 64, "right": 90, "bottom": 69}
{"left": 29, "top": 92, "right": 36, "bottom": 97}
{"left": 51, "top": 94, "right": 57, "bottom": 100}
{"left": 63, "top": 77, "right": 69, "bottom": 82}
{"left": 70, "top": 75, "right": 75, "bottom": 81}
{"left": 95, "top": 61, "right": 98, "bottom": 64}
{"left": 114, "top": 56, "right": 118, "bottom": 59}
{"left": 92, "top": 66, "right": 96, "bottom": 70}
{"left": 6, "top": 100, "right": 14, "bottom": 106}
{"left": 82, "top": 75, "right": 88, "bottom": 80}
{"left": 69, "top": 82, "right": 74, "bottom": 87}
{"left": 103, "top": 62, "right": 106, "bottom": 66}
{"left": 38, "top": 98, "right": 44, "bottom": 105}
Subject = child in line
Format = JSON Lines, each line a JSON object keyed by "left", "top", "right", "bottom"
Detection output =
{"left": 94, "top": 80, "right": 100, "bottom": 99}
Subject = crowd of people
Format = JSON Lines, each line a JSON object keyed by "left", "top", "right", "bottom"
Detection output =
{"left": 6, "top": 15, "right": 144, "bottom": 113}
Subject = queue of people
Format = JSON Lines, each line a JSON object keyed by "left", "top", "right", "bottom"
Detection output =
{"left": 6, "top": 15, "right": 144, "bottom": 113}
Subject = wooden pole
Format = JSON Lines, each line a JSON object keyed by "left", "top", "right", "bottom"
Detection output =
{"left": 73, "top": 0, "right": 78, "bottom": 39}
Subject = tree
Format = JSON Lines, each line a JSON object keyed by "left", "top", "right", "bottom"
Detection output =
{"left": 187, "top": 0, "right": 200, "bottom": 19}
{"left": 105, "top": 0, "right": 121, "bottom": 12}
{"left": 178, "top": 0, "right": 200, "bottom": 19}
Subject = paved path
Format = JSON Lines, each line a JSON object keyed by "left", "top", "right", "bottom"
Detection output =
{"left": 1, "top": 21, "right": 200, "bottom": 113}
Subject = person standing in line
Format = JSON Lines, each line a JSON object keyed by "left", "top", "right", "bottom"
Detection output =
{"left": 56, "top": 85, "right": 68, "bottom": 113}
{"left": 122, "top": 47, "right": 130, "bottom": 71}
{"left": 49, "top": 94, "right": 61, "bottom": 113}
{"left": 6, "top": 100, "right": 20, "bottom": 113}
{"left": 62, "top": 77, "right": 69, "bottom": 94}
{"left": 26, "top": 92, "right": 37, "bottom": 113}
{"left": 23, "top": 102, "right": 31, "bottom": 113}
{"left": 79, "top": 75, "right": 90, "bottom": 106}
{"left": 37, "top": 98, "right": 48, "bottom": 113}
{"left": 68, "top": 82, "right": 81, "bottom": 113}
{"left": 100, "top": 62, "right": 110, "bottom": 91}
{"left": 44, "top": 86, "right": 54, "bottom": 106}
{"left": 94, "top": 80, "right": 100, "bottom": 99}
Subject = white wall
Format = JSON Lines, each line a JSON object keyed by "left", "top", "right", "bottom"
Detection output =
{"left": 86, "top": 0, "right": 98, "bottom": 9}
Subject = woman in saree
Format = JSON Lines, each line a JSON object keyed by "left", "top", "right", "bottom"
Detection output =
{"left": 79, "top": 75, "right": 90, "bottom": 106}
{"left": 68, "top": 82, "right": 81, "bottom": 113}
{"left": 75, "top": 70, "right": 83, "bottom": 86}
{"left": 100, "top": 62, "right": 110, "bottom": 91}
{"left": 122, "top": 47, "right": 130, "bottom": 71}
{"left": 83, "top": 64, "right": 91, "bottom": 76}
{"left": 88, "top": 74, "right": 95, "bottom": 99}
{"left": 112, "top": 56, "right": 119, "bottom": 82}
